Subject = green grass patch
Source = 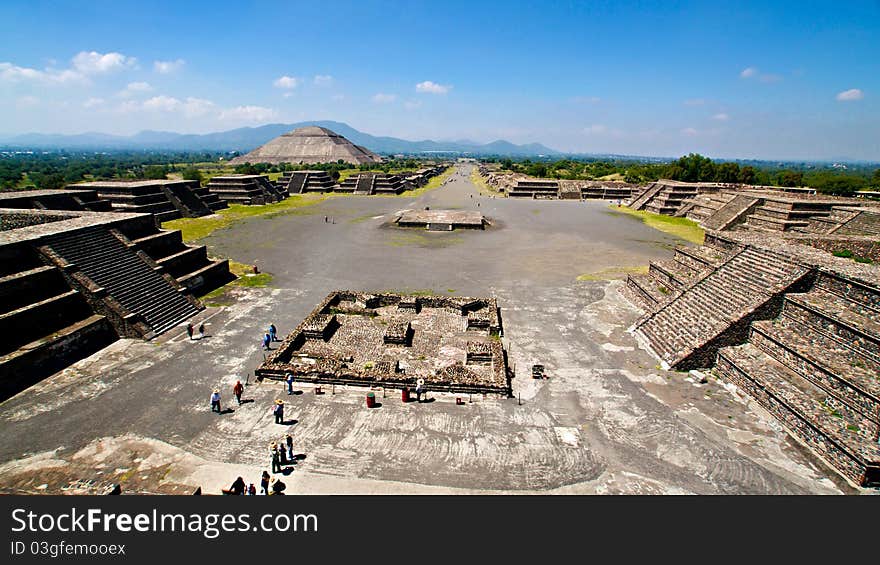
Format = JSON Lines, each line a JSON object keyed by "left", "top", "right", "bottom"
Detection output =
{"left": 162, "top": 194, "right": 327, "bottom": 242}
{"left": 470, "top": 168, "right": 502, "bottom": 196}
{"left": 833, "top": 249, "right": 874, "bottom": 264}
{"left": 577, "top": 265, "right": 649, "bottom": 281}
{"left": 201, "top": 261, "right": 273, "bottom": 306}
{"left": 608, "top": 205, "right": 705, "bottom": 245}
{"left": 395, "top": 167, "right": 455, "bottom": 198}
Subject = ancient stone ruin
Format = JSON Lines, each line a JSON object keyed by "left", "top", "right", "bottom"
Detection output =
{"left": 204, "top": 174, "right": 288, "bottom": 205}
{"left": 68, "top": 180, "right": 224, "bottom": 221}
{"left": 0, "top": 207, "right": 234, "bottom": 400}
{"left": 394, "top": 209, "right": 488, "bottom": 231}
{"left": 275, "top": 170, "right": 337, "bottom": 194}
{"left": 229, "top": 126, "right": 383, "bottom": 166}
{"left": 624, "top": 230, "right": 880, "bottom": 486}
{"left": 256, "top": 291, "right": 510, "bottom": 396}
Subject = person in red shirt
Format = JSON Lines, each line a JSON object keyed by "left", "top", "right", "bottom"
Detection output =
{"left": 233, "top": 380, "right": 244, "bottom": 405}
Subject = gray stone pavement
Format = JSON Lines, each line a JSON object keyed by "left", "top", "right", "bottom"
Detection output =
{"left": 0, "top": 165, "right": 847, "bottom": 494}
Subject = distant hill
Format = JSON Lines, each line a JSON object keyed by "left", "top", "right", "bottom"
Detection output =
{"left": 0, "top": 120, "right": 561, "bottom": 157}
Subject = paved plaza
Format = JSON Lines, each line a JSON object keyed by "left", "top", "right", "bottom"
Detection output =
{"left": 0, "top": 165, "right": 847, "bottom": 494}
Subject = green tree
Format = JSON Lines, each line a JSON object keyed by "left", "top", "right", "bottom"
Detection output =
{"left": 715, "top": 162, "right": 741, "bottom": 184}
{"left": 872, "top": 168, "right": 880, "bottom": 187}
{"left": 181, "top": 166, "right": 204, "bottom": 184}
{"left": 143, "top": 165, "right": 167, "bottom": 180}
{"left": 776, "top": 170, "right": 804, "bottom": 187}
{"left": 739, "top": 166, "right": 757, "bottom": 185}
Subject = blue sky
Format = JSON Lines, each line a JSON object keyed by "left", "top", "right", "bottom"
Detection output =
{"left": 0, "top": 0, "right": 877, "bottom": 160}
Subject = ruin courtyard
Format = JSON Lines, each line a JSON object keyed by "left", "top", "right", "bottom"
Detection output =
{"left": 0, "top": 164, "right": 870, "bottom": 494}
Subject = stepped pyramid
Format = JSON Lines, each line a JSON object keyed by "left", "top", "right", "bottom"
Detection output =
{"left": 229, "top": 126, "right": 383, "bottom": 165}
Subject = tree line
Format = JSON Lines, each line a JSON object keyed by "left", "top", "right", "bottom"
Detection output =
{"left": 0, "top": 150, "right": 225, "bottom": 191}
{"left": 489, "top": 153, "right": 880, "bottom": 197}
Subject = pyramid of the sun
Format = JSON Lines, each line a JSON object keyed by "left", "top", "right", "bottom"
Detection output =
{"left": 229, "top": 126, "right": 383, "bottom": 165}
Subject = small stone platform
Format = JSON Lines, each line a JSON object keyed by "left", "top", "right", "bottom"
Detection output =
{"left": 256, "top": 291, "right": 509, "bottom": 395}
{"left": 395, "top": 210, "right": 488, "bottom": 230}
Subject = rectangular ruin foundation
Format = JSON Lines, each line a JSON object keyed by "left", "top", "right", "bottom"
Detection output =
{"left": 256, "top": 291, "right": 510, "bottom": 395}
{"left": 395, "top": 210, "right": 487, "bottom": 230}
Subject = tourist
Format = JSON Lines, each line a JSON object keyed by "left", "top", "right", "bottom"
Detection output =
{"left": 415, "top": 379, "right": 424, "bottom": 402}
{"left": 225, "top": 476, "right": 245, "bottom": 495}
{"left": 270, "top": 477, "right": 286, "bottom": 495}
{"left": 273, "top": 399, "right": 284, "bottom": 424}
{"left": 210, "top": 389, "right": 221, "bottom": 413}
{"left": 278, "top": 441, "right": 287, "bottom": 465}
{"left": 198, "top": 323, "right": 205, "bottom": 339}
{"left": 246, "top": 483, "right": 256, "bottom": 496}
{"left": 186, "top": 323, "right": 194, "bottom": 340}
{"left": 286, "top": 434, "right": 294, "bottom": 461}
{"left": 270, "top": 442, "right": 281, "bottom": 474}
{"left": 269, "top": 323, "right": 278, "bottom": 341}
{"left": 260, "top": 471, "right": 270, "bottom": 494}
{"left": 233, "top": 380, "right": 244, "bottom": 405}
{"left": 285, "top": 372, "right": 294, "bottom": 395}
{"left": 324, "top": 216, "right": 328, "bottom": 223}
{"left": 262, "top": 333, "right": 271, "bottom": 351}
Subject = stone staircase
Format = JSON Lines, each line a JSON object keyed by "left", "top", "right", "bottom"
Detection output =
{"left": 41, "top": 227, "right": 201, "bottom": 336}
{"left": 116, "top": 222, "right": 234, "bottom": 295}
{"left": 685, "top": 193, "right": 734, "bottom": 223}
{"left": 354, "top": 174, "right": 375, "bottom": 195}
{"left": 701, "top": 194, "right": 761, "bottom": 231}
{"left": 628, "top": 182, "right": 663, "bottom": 210}
{"left": 626, "top": 243, "right": 730, "bottom": 310}
{"left": 160, "top": 182, "right": 212, "bottom": 217}
{"left": 714, "top": 271, "right": 880, "bottom": 486}
{"left": 635, "top": 242, "right": 810, "bottom": 369}
{"left": 0, "top": 247, "right": 116, "bottom": 400}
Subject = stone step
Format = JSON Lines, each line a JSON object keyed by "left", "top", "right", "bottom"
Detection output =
{"left": 716, "top": 343, "right": 880, "bottom": 486}
{"left": 44, "top": 227, "right": 200, "bottom": 335}
{"left": 750, "top": 320, "right": 880, "bottom": 412}
{"left": 0, "top": 290, "right": 91, "bottom": 355}
{"left": 0, "top": 314, "right": 117, "bottom": 401}
{"left": 0, "top": 265, "right": 68, "bottom": 315}
{"left": 784, "top": 290, "right": 880, "bottom": 360}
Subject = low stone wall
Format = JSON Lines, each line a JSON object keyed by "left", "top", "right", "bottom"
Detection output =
{"left": 791, "top": 236, "right": 880, "bottom": 263}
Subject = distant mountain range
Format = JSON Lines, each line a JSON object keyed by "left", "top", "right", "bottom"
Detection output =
{"left": 0, "top": 120, "right": 561, "bottom": 157}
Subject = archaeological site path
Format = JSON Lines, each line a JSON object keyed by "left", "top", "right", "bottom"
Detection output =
{"left": 0, "top": 165, "right": 848, "bottom": 494}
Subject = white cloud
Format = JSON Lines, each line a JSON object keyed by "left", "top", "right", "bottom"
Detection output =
{"left": 836, "top": 88, "right": 864, "bottom": 102}
{"left": 681, "top": 127, "right": 698, "bottom": 136}
{"left": 143, "top": 95, "right": 182, "bottom": 112}
{"left": 740, "top": 66, "right": 782, "bottom": 83}
{"left": 72, "top": 51, "right": 136, "bottom": 74}
{"left": 154, "top": 59, "right": 185, "bottom": 74}
{"left": 83, "top": 97, "right": 105, "bottom": 108}
{"left": 712, "top": 113, "right": 730, "bottom": 121}
{"left": 118, "top": 81, "right": 152, "bottom": 97}
{"left": 313, "top": 74, "right": 333, "bottom": 86}
{"left": 273, "top": 75, "right": 299, "bottom": 89}
{"left": 182, "top": 97, "right": 216, "bottom": 118}
{"left": 16, "top": 96, "right": 39, "bottom": 108}
{"left": 404, "top": 100, "right": 422, "bottom": 110}
{"left": 415, "top": 80, "right": 451, "bottom": 94}
{"left": 583, "top": 124, "right": 607, "bottom": 135}
{"left": 218, "top": 105, "right": 277, "bottom": 122}
{"left": 0, "top": 62, "right": 85, "bottom": 85}
{"left": 372, "top": 93, "right": 396, "bottom": 103}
